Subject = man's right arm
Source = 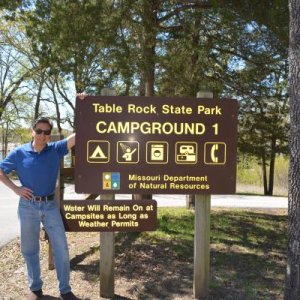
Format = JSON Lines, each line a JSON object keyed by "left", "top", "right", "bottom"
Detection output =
{"left": 0, "top": 169, "right": 33, "bottom": 199}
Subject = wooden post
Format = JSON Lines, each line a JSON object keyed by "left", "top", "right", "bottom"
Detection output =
{"left": 48, "top": 243, "right": 54, "bottom": 270}
{"left": 194, "top": 195, "right": 211, "bottom": 298}
{"left": 100, "top": 88, "right": 116, "bottom": 298}
{"left": 193, "top": 91, "right": 213, "bottom": 298}
{"left": 100, "top": 194, "right": 115, "bottom": 298}
{"left": 186, "top": 194, "right": 195, "bottom": 209}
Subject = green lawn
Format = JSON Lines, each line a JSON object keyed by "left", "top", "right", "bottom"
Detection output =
{"left": 116, "top": 207, "right": 287, "bottom": 299}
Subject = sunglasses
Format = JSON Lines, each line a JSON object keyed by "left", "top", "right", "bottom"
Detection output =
{"left": 34, "top": 128, "right": 51, "bottom": 135}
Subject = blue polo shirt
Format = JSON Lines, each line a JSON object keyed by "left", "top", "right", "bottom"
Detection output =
{"left": 0, "top": 140, "right": 68, "bottom": 196}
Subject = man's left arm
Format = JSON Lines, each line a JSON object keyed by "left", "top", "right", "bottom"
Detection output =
{"left": 67, "top": 133, "right": 76, "bottom": 150}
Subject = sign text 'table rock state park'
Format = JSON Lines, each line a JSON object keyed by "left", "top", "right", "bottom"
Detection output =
{"left": 75, "top": 96, "right": 238, "bottom": 194}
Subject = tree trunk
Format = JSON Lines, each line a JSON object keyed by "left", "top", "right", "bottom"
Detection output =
{"left": 0, "top": 105, "right": 3, "bottom": 121}
{"left": 52, "top": 88, "right": 62, "bottom": 134}
{"left": 34, "top": 70, "right": 45, "bottom": 120}
{"left": 144, "top": 45, "right": 155, "bottom": 97}
{"left": 140, "top": 1, "right": 156, "bottom": 98}
{"left": 285, "top": 1, "right": 300, "bottom": 299}
{"left": 1, "top": 123, "right": 9, "bottom": 158}
{"left": 134, "top": 0, "right": 157, "bottom": 201}
{"left": 4, "top": 123, "right": 8, "bottom": 157}
{"left": 267, "top": 136, "right": 277, "bottom": 196}
{"left": 1, "top": 125, "right": 5, "bottom": 158}
{"left": 47, "top": 78, "right": 63, "bottom": 133}
{"left": 189, "top": 16, "right": 202, "bottom": 97}
{"left": 262, "top": 152, "right": 268, "bottom": 195}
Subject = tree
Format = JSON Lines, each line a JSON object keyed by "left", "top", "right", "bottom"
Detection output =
{"left": 212, "top": 9, "right": 289, "bottom": 196}
{"left": 157, "top": 8, "right": 236, "bottom": 97}
{"left": 285, "top": 1, "right": 300, "bottom": 298}
{"left": 25, "top": 0, "right": 109, "bottom": 93}
{"left": 0, "top": 0, "right": 24, "bottom": 11}
{"left": 0, "top": 91, "right": 32, "bottom": 158}
{"left": 227, "top": 37, "right": 289, "bottom": 195}
{"left": 0, "top": 37, "right": 31, "bottom": 121}
{"left": 1, "top": 1, "right": 291, "bottom": 194}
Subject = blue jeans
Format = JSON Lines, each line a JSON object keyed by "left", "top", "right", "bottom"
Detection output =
{"left": 18, "top": 198, "right": 71, "bottom": 294}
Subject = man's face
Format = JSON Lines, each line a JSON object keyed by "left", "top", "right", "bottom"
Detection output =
{"left": 32, "top": 122, "right": 51, "bottom": 145}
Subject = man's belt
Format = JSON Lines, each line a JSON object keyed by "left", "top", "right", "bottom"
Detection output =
{"left": 32, "top": 194, "right": 55, "bottom": 201}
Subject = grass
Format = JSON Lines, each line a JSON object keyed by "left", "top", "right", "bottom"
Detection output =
{"left": 0, "top": 207, "right": 287, "bottom": 299}
{"left": 115, "top": 207, "right": 287, "bottom": 299}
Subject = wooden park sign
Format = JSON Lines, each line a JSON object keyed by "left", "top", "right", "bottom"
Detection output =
{"left": 75, "top": 96, "right": 238, "bottom": 195}
{"left": 71, "top": 94, "right": 238, "bottom": 299}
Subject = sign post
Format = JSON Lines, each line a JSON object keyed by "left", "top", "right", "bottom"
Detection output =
{"left": 193, "top": 91, "right": 213, "bottom": 298}
{"left": 194, "top": 194, "right": 211, "bottom": 297}
{"left": 99, "top": 88, "right": 116, "bottom": 298}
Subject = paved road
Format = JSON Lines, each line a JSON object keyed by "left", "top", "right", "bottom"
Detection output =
{"left": 64, "top": 184, "right": 288, "bottom": 209}
{"left": 0, "top": 182, "right": 20, "bottom": 249}
{"left": 0, "top": 183, "right": 288, "bottom": 249}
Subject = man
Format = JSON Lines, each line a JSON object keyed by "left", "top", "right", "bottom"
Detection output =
{"left": 0, "top": 117, "right": 78, "bottom": 300}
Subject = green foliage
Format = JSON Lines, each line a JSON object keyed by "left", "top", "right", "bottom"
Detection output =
{"left": 25, "top": 0, "right": 110, "bottom": 92}
{"left": 237, "top": 154, "right": 288, "bottom": 195}
{"left": 220, "top": 12, "right": 289, "bottom": 195}
{"left": 237, "top": 155, "right": 262, "bottom": 186}
{"left": 274, "top": 155, "right": 289, "bottom": 191}
{"left": 12, "top": 127, "right": 31, "bottom": 144}
{"left": 221, "top": 0, "right": 288, "bottom": 46}
{"left": 157, "top": 9, "right": 228, "bottom": 97}
{"left": 0, "top": 0, "right": 23, "bottom": 11}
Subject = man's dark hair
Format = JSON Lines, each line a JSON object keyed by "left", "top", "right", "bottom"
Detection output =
{"left": 32, "top": 117, "right": 53, "bottom": 130}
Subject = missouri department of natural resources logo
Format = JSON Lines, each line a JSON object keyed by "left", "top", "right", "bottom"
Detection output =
{"left": 103, "top": 172, "right": 120, "bottom": 190}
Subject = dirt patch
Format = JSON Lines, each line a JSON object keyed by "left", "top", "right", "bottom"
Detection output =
{"left": 0, "top": 233, "right": 194, "bottom": 300}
